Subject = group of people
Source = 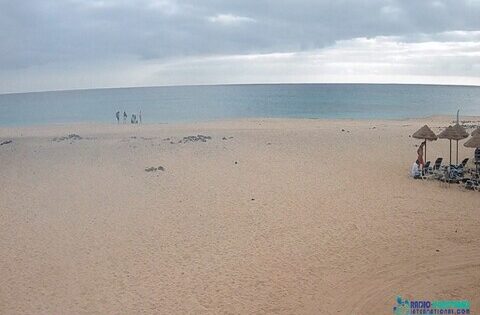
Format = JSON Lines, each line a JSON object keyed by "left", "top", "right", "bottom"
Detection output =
{"left": 411, "top": 140, "right": 480, "bottom": 179}
{"left": 116, "top": 110, "right": 142, "bottom": 124}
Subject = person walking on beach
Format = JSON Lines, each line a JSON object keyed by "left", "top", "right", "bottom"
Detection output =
{"left": 123, "top": 111, "right": 127, "bottom": 124}
{"left": 115, "top": 111, "right": 120, "bottom": 124}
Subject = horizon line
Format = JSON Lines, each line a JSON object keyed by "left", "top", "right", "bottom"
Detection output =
{"left": 1, "top": 81, "right": 480, "bottom": 96}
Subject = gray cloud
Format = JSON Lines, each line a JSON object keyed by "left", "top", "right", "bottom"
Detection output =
{"left": 0, "top": 0, "right": 480, "bottom": 92}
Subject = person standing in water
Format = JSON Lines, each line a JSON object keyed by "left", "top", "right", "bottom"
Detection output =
{"left": 115, "top": 111, "right": 120, "bottom": 124}
{"left": 139, "top": 110, "right": 142, "bottom": 124}
{"left": 123, "top": 111, "right": 127, "bottom": 124}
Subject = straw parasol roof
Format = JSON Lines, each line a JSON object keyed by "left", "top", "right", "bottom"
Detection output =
{"left": 472, "top": 127, "right": 480, "bottom": 136}
{"left": 464, "top": 134, "right": 480, "bottom": 148}
{"left": 451, "top": 124, "right": 469, "bottom": 165}
{"left": 412, "top": 125, "right": 437, "bottom": 140}
{"left": 439, "top": 125, "right": 470, "bottom": 165}
{"left": 412, "top": 125, "right": 438, "bottom": 163}
{"left": 452, "top": 123, "right": 469, "bottom": 139}
{"left": 438, "top": 126, "right": 466, "bottom": 140}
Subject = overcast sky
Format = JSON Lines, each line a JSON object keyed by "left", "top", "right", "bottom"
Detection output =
{"left": 1, "top": 0, "right": 480, "bottom": 93}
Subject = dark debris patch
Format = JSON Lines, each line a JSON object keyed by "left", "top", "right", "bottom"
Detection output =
{"left": 52, "top": 134, "right": 82, "bottom": 142}
{"left": 178, "top": 135, "right": 211, "bottom": 143}
{"left": 0, "top": 140, "right": 13, "bottom": 146}
{"left": 145, "top": 166, "right": 165, "bottom": 172}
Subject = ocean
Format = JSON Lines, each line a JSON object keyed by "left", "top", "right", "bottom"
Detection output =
{"left": 0, "top": 84, "right": 479, "bottom": 126}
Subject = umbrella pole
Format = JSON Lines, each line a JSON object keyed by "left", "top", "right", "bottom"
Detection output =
{"left": 456, "top": 140, "right": 459, "bottom": 165}
{"left": 424, "top": 139, "right": 427, "bottom": 164}
{"left": 449, "top": 140, "right": 452, "bottom": 187}
{"left": 449, "top": 140, "right": 452, "bottom": 166}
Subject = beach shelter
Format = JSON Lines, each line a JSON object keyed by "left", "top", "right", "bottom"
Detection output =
{"left": 452, "top": 123, "right": 469, "bottom": 164}
{"left": 438, "top": 126, "right": 466, "bottom": 166}
{"left": 412, "top": 125, "right": 437, "bottom": 163}
{"left": 464, "top": 135, "right": 480, "bottom": 148}
{"left": 472, "top": 127, "right": 480, "bottom": 137}
{"left": 464, "top": 134, "right": 480, "bottom": 173}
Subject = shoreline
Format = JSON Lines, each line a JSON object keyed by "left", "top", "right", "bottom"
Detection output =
{"left": 2, "top": 114, "right": 480, "bottom": 137}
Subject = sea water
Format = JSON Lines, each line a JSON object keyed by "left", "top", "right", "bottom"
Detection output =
{"left": 0, "top": 84, "right": 479, "bottom": 126}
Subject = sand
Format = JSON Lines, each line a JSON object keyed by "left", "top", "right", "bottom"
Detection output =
{"left": 0, "top": 117, "right": 479, "bottom": 314}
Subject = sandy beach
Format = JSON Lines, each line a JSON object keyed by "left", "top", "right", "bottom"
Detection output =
{"left": 0, "top": 116, "right": 479, "bottom": 314}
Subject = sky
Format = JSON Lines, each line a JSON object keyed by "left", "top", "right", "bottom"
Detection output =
{"left": 1, "top": 0, "right": 480, "bottom": 93}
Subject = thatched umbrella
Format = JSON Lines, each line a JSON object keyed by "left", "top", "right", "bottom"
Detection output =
{"left": 452, "top": 123, "right": 469, "bottom": 164}
{"left": 464, "top": 134, "right": 480, "bottom": 148}
{"left": 412, "top": 125, "right": 437, "bottom": 163}
{"left": 464, "top": 134, "right": 480, "bottom": 173}
{"left": 472, "top": 127, "right": 480, "bottom": 137}
{"left": 438, "top": 126, "right": 466, "bottom": 166}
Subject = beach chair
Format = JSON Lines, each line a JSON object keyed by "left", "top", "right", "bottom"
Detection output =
{"left": 428, "top": 158, "right": 443, "bottom": 173}
{"left": 421, "top": 161, "right": 431, "bottom": 176}
{"left": 445, "top": 166, "right": 463, "bottom": 184}
{"left": 448, "top": 158, "right": 469, "bottom": 182}
{"left": 463, "top": 167, "right": 480, "bottom": 190}
{"left": 422, "top": 158, "right": 443, "bottom": 180}
{"left": 424, "top": 161, "right": 431, "bottom": 170}
{"left": 465, "top": 178, "right": 480, "bottom": 191}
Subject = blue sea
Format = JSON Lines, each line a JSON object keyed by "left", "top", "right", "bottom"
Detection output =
{"left": 0, "top": 84, "right": 479, "bottom": 126}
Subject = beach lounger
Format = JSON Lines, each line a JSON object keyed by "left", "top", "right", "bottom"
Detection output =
{"left": 422, "top": 161, "right": 431, "bottom": 173}
{"left": 446, "top": 158, "right": 469, "bottom": 182}
{"left": 463, "top": 168, "right": 480, "bottom": 191}
{"left": 465, "top": 179, "right": 480, "bottom": 191}
{"left": 446, "top": 167, "right": 463, "bottom": 183}
{"left": 426, "top": 158, "right": 442, "bottom": 173}
{"left": 422, "top": 158, "right": 443, "bottom": 180}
